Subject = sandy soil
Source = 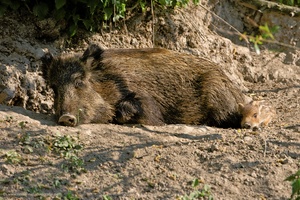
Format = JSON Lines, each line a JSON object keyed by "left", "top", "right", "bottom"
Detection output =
{"left": 0, "top": 1, "right": 300, "bottom": 200}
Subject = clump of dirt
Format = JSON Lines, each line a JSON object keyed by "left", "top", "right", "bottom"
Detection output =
{"left": 0, "top": 1, "right": 299, "bottom": 199}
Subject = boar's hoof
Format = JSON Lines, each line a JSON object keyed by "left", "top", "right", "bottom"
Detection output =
{"left": 58, "top": 114, "right": 77, "bottom": 126}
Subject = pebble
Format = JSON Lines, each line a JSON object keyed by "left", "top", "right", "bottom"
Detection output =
{"left": 244, "top": 136, "right": 253, "bottom": 142}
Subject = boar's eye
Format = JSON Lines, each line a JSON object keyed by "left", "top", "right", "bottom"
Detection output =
{"left": 74, "top": 79, "right": 85, "bottom": 89}
{"left": 253, "top": 113, "right": 258, "bottom": 118}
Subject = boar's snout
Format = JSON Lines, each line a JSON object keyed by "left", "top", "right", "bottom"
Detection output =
{"left": 242, "top": 122, "right": 259, "bottom": 131}
{"left": 242, "top": 122, "right": 251, "bottom": 129}
{"left": 58, "top": 114, "right": 77, "bottom": 127}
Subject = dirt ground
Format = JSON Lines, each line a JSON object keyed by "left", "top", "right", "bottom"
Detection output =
{"left": 0, "top": 1, "right": 300, "bottom": 200}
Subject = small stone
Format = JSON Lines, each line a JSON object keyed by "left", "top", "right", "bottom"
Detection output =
{"left": 250, "top": 171, "right": 257, "bottom": 178}
{"left": 210, "top": 144, "right": 219, "bottom": 152}
{"left": 1, "top": 164, "right": 15, "bottom": 175}
{"left": 244, "top": 136, "right": 253, "bottom": 142}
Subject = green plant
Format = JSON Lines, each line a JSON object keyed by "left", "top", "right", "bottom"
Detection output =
{"left": 51, "top": 134, "right": 85, "bottom": 173}
{"left": 54, "top": 191, "right": 80, "bottom": 200}
{"left": 13, "top": 170, "right": 31, "bottom": 185}
{"left": 0, "top": 0, "right": 21, "bottom": 16}
{"left": 61, "top": 154, "right": 85, "bottom": 173}
{"left": 53, "top": 135, "right": 83, "bottom": 157}
{"left": 0, "top": 0, "right": 200, "bottom": 37}
{"left": 240, "top": 23, "right": 280, "bottom": 54}
{"left": 285, "top": 169, "right": 300, "bottom": 200}
{"left": 179, "top": 179, "right": 213, "bottom": 200}
{"left": 5, "top": 150, "right": 22, "bottom": 164}
{"left": 27, "top": 185, "right": 42, "bottom": 194}
{"left": 18, "top": 121, "right": 27, "bottom": 129}
{"left": 103, "top": 195, "right": 113, "bottom": 200}
{"left": 275, "top": 0, "right": 300, "bottom": 6}
{"left": 53, "top": 179, "right": 62, "bottom": 188}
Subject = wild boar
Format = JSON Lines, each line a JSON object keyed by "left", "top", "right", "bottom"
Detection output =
{"left": 238, "top": 100, "right": 276, "bottom": 130}
{"left": 41, "top": 44, "right": 248, "bottom": 128}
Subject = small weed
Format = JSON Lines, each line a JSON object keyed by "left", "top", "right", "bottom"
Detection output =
{"left": 103, "top": 195, "right": 113, "bottom": 200}
{"left": 53, "top": 179, "right": 62, "bottom": 188}
{"left": 52, "top": 178, "right": 69, "bottom": 189}
{"left": 240, "top": 23, "right": 279, "bottom": 55}
{"left": 27, "top": 185, "right": 42, "bottom": 194}
{"left": 53, "top": 135, "right": 83, "bottom": 157}
{"left": 5, "top": 116, "right": 14, "bottom": 123}
{"left": 64, "top": 190, "right": 79, "bottom": 200}
{"left": 179, "top": 179, "right": 213, "bottom": 200}
{"left": 50, "top": 134, "right": 85, "bottom": 174}
{"left": 13, "top": 171, "right": 31, "bottom": 186}
{"left": 18, "top": 121, "right": 28, "bottom": 129}
{"left": 19, "top": 132, "right": 31, "bottom": 145}
{"left": 18, "top": 132, "right": 47, "bottom": 154}
{"left": 5, "top": 150, "right": 22, "bottom": 164}
{"left": 285, "top": 169, "right": 300, "bottom": 200}
{"left": 61, "top": 155, "right": 85, "bottom": 174}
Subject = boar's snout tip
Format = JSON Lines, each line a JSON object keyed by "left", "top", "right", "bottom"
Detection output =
{"left": 241, "top": 123, "right": 260, "bottom": 131}
{"left": 252, "top": 126, "right": 260, "bottom": 131}
{"left": 242, "top": 123, "right": 251, "bottom": 129}
{"left": 58, "top": 114, "right": 77, "bottom": 127}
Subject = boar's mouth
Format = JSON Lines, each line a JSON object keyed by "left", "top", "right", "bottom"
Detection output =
{"left": 58, "top": 114, "right": 77, "bottom": 126}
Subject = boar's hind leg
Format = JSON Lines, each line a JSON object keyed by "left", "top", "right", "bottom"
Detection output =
{"left": 114, "top": 92, "right": 165, "bottom": 125}
{"left": 114, "top": 93, "right": 143, "bottom": 124}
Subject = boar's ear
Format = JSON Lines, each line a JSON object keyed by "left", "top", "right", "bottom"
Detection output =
{"left": 80, "top": 44, "right": 104, "bottom": 62}
{"left": 238, "top": 103, "right": 244, "bottom": 113}
{"left": 40, "top": 52, "right": 54, "bottom": 80}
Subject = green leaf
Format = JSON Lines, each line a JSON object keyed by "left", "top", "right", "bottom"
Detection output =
{"left": 0, "top": 5, "right": 7, "bottom": 16}
{"left": 69, "top": 24, "right": 78, "bottom": 37}
{"left": 87, "top": 0, "right": 99, "bottom": 15}
{"left": 54, "top": 8, "right": 66, "bottom": 20}
{"left": 55, "top": 0, "right": 66, "bottom": 10}
{"left": 120, "top": 3, "right": 126, "bottom": 13}
{"left": 292, "top": 179, "right": 300, "bottom": 198}
{"left": 82, "top": 19, "right": 93, "bottom": 31}
{"left": 193, "top": 0, "right": 200, "bottom": 4}
{"left": 8, "top": 1, "right": 20, "bottom": 10}
{"left": 270, "top": 25, "right": 280, "bottom": 34}
{"left": 103, "top": 195, "right": 112, "bottom": 200}
{"left": 33, "top": 2, "right": 49, "bottom": 19}
{"left": 254, "top": 43, "right": 260, "bottom": 55}
{"left": 259, "top": 24, "right": 270, "bottom": 33}
{"left": 192, "top": 178, "right": 199, "bottom": 187}
{"left": 285, "top": 170, "right": 300, "bottom": 181}
{"left": 72, "top": 14, "right": 80, "bottom": 24}
{"left": 139, "top": 1, "right": 147, "bottom": 12}
{"left": 103, "top": 7, "right": 113, "bottom": 20}
{"left": 113, "top": 14, "right": 124, "bottom": 22}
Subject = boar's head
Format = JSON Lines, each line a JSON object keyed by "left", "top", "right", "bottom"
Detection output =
{"left": 41, "top": 51, "right": 113, "bottom": 126}
{"left": 238, "top": 100, "right": 275, "bottom": 130}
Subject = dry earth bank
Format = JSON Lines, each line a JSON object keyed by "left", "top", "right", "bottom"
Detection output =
{"left": 0, "top": 0, "right": 300, "bottom": 199}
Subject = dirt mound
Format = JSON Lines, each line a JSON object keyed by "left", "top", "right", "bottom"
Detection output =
{"left": 0, "top": 1, "right": 299, "bottom": 199}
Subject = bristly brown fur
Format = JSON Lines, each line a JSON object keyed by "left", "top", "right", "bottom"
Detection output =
{"left": 42, "top": 44, "right": 247, "bottom": 127}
